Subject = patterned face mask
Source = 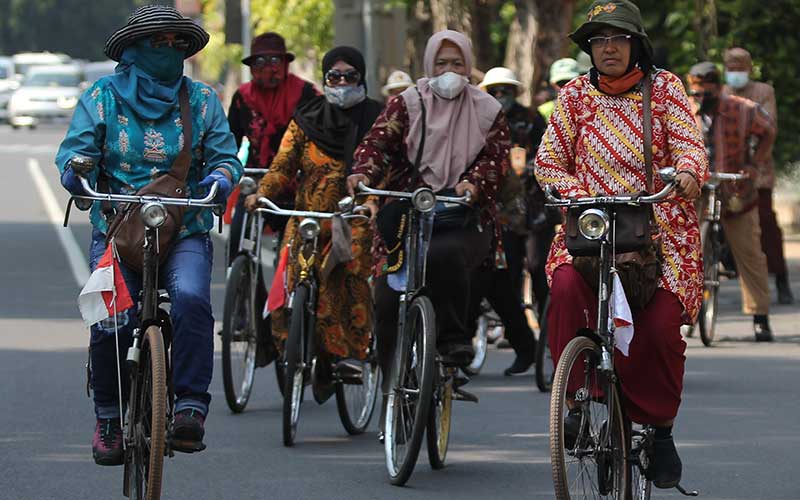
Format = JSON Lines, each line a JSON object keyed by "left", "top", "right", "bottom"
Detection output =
{"left": 324, "top": 84, "right": 366, "bottom": 109}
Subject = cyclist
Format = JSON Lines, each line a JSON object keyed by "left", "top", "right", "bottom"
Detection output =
{"left": 347, "top": 29, "right": 507, "bottom": 379}
{"left": 55, "top": 5, "right": 241, "bottom": 465}
{"left": 535, "top": 0, "right": 707, "bottom": 489}
{"left": 244, "top": 46, "right": 381, "bottom": 402}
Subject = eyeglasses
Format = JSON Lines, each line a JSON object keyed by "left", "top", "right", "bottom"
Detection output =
{"left": 325, "top": 69, "right": 361, "bottom": 85}
{"left": 588, "top": 34, "right": 632, "bottom": 49}
{"left": 150, "top": 34, "right": 190, "bottom": 51}
{"left": 250, "top": 55, "right": 284, "bottom": 69}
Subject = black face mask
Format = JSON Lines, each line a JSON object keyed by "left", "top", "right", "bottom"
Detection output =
{"left": 699, "top": 96, "right": 719, "bottom": 114}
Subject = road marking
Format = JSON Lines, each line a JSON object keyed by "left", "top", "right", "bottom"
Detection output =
{"left": 27, "top": 158, "right": 90, "bottom": 287}
{"left": 0, "top": 144, "right": 58, "bottom": 155}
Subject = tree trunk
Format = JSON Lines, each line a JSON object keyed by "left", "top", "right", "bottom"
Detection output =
{"left": 693, "top": 0, "right": 717, "bottom": 60}
{"left": 405, "top": 0, "right": 433, "bottom": 78}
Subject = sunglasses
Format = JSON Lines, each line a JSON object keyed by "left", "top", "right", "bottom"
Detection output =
{"left": 150, "top": 34, "right": 190, "bottom": 51}
{"left": 587, "top": 34, "right": 632, "bottom": 49}
{"left": 325, "top": 69, "right": 361, "bottom": 85}
{"left": 250, "top": 55, "right": 284, "bottom": 69}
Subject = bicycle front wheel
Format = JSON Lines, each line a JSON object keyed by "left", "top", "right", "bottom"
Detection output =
{"left": 535, "top": 297, "right": 553, "bottom": 392}
{"left": 282, "top": 283, "right": 308, "bottom": 447}
{"left": 336, "top": 336, "right": 380, "bottom": 435}
{"left": 384, "top": 295, "right": 436, "bottom": 486}
{"left": 425, "top": 365, "right": 453, "bottom": 470}
{"left": 550, "top": 336, "right": 628, "bottom": 500}
{"left": 699, "top": 227, "right": 720, "bottom": 347}
{"left": 221, "top": 255, "right": 258, "bottom": 413}
{"left": 123, "top": 326, "right": 167, "bottom": 500}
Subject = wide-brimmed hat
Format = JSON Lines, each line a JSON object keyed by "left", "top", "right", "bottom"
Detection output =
{"left": 381, "top": 70, "right": 414, "bottom": 96}
{"left": 104, "top": 5, "right": 210, "bottom": 62}
{"left": 569, "top": 0, "right": 653, "bottom": 60}
{"left": 549, "top": 58, "right": 581, "bottom": 85}
{"left": 242, "top": 32, "right": 295, "bottom": 65}
{"left": 478, "top": 67, "right": 522, "bottom": 91}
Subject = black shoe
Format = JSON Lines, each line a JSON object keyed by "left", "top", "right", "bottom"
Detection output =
{"left": 776, "top": 274, "right": 795, "bottom": 305}
{"left": 170, "top": 409, "right": 207, "bottom": 453}
{"left": 503, "top": 355, "right": 535, "bottom": 376}
{"left": 334, "top": 358, "right": 364, "bottom": 385}
{"left": 754, "top": 319, "right": 774, "bottom": 342}
{"left": 563, "top": 408, "right": 582, "bottom": 450}
{"left": 439, "top": 341, "right": 474, "bottom": 367}
{"left": 651, "top": 436, "right": 682, "bottom": 489}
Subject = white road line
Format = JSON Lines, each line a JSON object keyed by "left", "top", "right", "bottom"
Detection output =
{"left": 27, "top": 158, "right": 90, "bottom": 287}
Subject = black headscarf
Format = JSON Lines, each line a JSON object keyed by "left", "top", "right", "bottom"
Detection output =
{"left": 293, "top": 46, "right": 381, "bottom": 170}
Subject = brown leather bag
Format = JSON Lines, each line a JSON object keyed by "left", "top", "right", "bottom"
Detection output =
{"left": 106, "top": 84, "right": 193, "bottom": 272}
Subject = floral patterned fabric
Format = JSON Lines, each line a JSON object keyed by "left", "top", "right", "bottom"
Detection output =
{"left": 257, "top": 120, "right": 372, "bottom": 360}
{"left": 535, "top": 70, "right": 708, "bottom": 323}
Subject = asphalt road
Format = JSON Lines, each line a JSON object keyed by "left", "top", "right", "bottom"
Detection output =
{"left": 1, "top": 123, "right": 798, "bottom": 500}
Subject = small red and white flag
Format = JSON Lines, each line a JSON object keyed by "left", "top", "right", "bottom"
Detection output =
{"left": 609, "top": 272, "right": 634, "bottom": 357}
{"left": 78, "top": 243, "right": 134, "bottom": 326}
{"left": 263, "top": 245, "right": 289, "bottom": 318}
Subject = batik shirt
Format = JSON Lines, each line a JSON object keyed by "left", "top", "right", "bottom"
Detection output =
{"left": 535, "top": 70, "right": 708, "bottom": 322}
{"left": 56, "top": 77, "right": 242, "bottom": 238}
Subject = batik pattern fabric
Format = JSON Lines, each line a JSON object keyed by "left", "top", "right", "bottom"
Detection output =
{"left": 723, "top": 81, "right": 777, "bottom": 189}
{"left": 257, "top": 120, "right": 372, "bottom": 360}
{"left": 56, "top": 77, "right": 242, "bottom": 238}
{"left": 535, "top": 70, "right": 708, "bottom": 323}
{"left": 352, "top": 95, "right": 509, "bottom": 275}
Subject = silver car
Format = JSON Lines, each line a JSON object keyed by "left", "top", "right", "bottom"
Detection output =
{"left": 0, "top": 57, "right": 18, "bottom": 122}
{"left": 8, "top": 65, "right": 84, "bottom": 129}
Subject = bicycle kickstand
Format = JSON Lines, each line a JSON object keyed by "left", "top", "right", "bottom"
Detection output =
{"left": 675, "top": 483, "right": 699, "bottom": 496}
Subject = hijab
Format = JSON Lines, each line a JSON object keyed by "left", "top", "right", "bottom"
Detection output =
{"left": 403, "top": 30, "right": 501, "bottom": 192}
{"left": 108, "top": 40, "right": 186, "bottom": 121}
{"left": 293, "top": 46, "right": 381, "bottom": 170}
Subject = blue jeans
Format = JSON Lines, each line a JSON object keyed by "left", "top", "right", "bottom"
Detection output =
{"left": 89, "top": 229, "right": 214, "bottom": 419}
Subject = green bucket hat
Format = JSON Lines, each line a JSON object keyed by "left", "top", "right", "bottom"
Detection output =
{"left": 569, "top": 0, "right": 654, "bottom": 60}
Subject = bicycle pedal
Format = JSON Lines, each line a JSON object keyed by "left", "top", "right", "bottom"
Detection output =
{"left": 453, "top": 372, "right": 470, "bottom": 388}
{"left": 454, "top": 387, "right": 478, "bottom": 403}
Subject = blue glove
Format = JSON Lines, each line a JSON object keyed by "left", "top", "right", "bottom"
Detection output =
{"left": 60, "top": 167, "right": 86, "bottom": 196}
{"left": 199, "top": 169, "right": 233, "bottom": 205}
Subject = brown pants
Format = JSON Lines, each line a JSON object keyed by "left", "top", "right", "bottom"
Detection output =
{"left": 758, "top": 189, "right": 788, "bottom": 276}
{"left": 721, "top": 207, "right": 771, "bottom": 315}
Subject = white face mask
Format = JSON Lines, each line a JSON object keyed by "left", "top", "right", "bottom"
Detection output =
{"left": 324, "top": 84, "right": 366, "bottom": 109}
{"left": 725, "top": 71, "right": 749, "bottom": 89}
{"left": 428, "top": 72, "right": 468, "bottom": 99}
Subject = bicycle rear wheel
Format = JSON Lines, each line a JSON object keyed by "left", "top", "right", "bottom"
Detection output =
{"left": 535, "top": 297, "right": 553, "bottom": 392}
{"left": 282, "top": 284, "right": 308, "bottom": 447}
{"left": 550, "top": 336, "right": 628, "bottom": 500}
{"left": 221, "top": 255, "right": 258, "bottom": 413}
{"left": 384, "top": 295, "right": 436, "bottom": 486}
{"left": 699, "top": 227, "right": 720, "bottom": 347}
{"left": 123, "top": 326, "right": 167, "bottom": 500}
{"left": 465, "top": 311, "right": 489, "bottom": 375}
{"left": 628, "top": 424, "right": 653, "bottom": 500}
{"left": 425, "top": 364, "right": 453, "bottom": 470}
{"left": 336, "top": 336, "right": 380, "bottom": 435}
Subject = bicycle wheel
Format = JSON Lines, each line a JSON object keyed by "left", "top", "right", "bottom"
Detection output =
{"left": 627, "top": 424, "right": 653, "bottom": 500}
{"left": 465, "top": 312, "right": 489, "bottom": 375}
{"left": 384, "top": 295, "right": 436, "bottom": 486}
{"left": 283, "top": 283, "right": 308, "bottom": 447}
{"left": 336, "top": 336, "right": 380, "bottom": 435}
{"left": 550, "top": 336, "right": 628, "bottom": 499}
{"left": 535, "top": 297, "right": 554, "bottom": 393}
{"left": 123, "top": 326, "right": 167, "bottom": 500}
{"left": 425, "top": 365, "right": 453, "bottom": 470}
{"left": 221, "top": 255, "right": 258, "bottom": 413}
{"left": 699, "top": 227, "right": 719, "bottom": 347}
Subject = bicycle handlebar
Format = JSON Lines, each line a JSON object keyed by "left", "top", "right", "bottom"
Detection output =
{"left": 544, "top": 182, "right": 676, "bottom": 207}
{"left": 707, "top": 171, "right": 748, "bottom": 183}
{"left": 255, "top": 196, "right": 369, "bottom": 221}
{"left": 74, "top": 177, "right": 220, "bottom": 208}
{"left": 243, "top": 168, "right": 269, "bottom": 175}
{"left": 356, "top": 182, "right": 472, "bottom": 205}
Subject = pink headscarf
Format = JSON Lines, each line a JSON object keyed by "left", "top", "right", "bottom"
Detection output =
{"left": 402, "top": 30, "right": 501, "bottom": 192}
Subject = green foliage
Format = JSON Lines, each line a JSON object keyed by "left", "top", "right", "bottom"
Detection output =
{"left": 251, "top": 0, "right": 334, "bottom": 66}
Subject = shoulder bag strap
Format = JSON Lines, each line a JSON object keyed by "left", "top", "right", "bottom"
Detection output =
{"left": 642, "top": 73, "right": 654, "bottom": 192}
{"left": 409, "top": 87, "right": 427, "bottom": 187}
{"left": 168, "top": 83, "right": 193, "bottom": 183}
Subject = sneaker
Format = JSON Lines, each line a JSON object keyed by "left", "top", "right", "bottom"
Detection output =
{"left": 503, "top": 355, "right": 535, "bottom": 376}
{"left": 170, "top": 409, "right": 206, "bottom": 453}
{"left": 651, "top": 436, "right": 682, "bottom": 489}
{"left": 93, "top": 418, "right": 124, "bottom": 466}
{"left": 562, "top": 408, "right": 582, "bottom": 450}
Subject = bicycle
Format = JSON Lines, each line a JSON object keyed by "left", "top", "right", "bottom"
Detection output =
{"left": 534, "top": 297, "right": 553, "bottom": 392}
{"left": 65, "top": 172, "right": 220, "bottom": 500}
{"left": 544, "top": 167, "right": 699, "bottom": 499}
{"left": 254, "top": 195, "right": 380, "bottom": 446}
{"left": 220, "top": 168, "right": 286, "bottom": 412}
{"left": 357, "top": 183, "right": 477, "bottom": 486}
{"left": 465, "top": 300, "right": 503, "bottom": 375}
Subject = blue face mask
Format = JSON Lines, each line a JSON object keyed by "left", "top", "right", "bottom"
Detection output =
{"left": 725, "top": 71, "right": 749, "bottom": 89}
{"left": 130, "top": 40, "right": 185, "bottom": 82}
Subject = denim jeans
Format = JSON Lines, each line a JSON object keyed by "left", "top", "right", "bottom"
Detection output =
{"left": 88, "top": 229, "right": 214, "bottom": 419}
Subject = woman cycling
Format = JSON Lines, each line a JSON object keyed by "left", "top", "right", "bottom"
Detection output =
{"left": 347, "top": 30, "right": 507, "bottom": 379}
{"left": 244, "top": 46, "right": 381, "bottom": 402}
{"left": 535, "top": 0, "right": 707, "bottom": 490}
{"left": 56, "top": 5, "right": 241, "bottom": 465}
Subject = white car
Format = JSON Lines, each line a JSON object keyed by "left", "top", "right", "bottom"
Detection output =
{"left": 8, "top": 65, "right": 84, "bottom": 129}
{"left": 0, "top": 57, "right": 19, "bottom": 122}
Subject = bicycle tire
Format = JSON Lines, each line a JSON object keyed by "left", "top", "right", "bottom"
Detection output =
{"left": 123, "top": 326, "right": 167, "bottom": 500}
{"left": 384, "top": 295, "right": 436, "bottom": 486}
{"left": 627, "top": 422, "right": 653, "bottom": 500}
{"left": 283, "top": 283, "right": 308, "bottom": 447}
{"left": 550, "top": 336, "right": 628, "bottom": 500}
{"left": 221, "top": 255, "right": 258, "bottom": 413}
{"left": 425, "top": 365, "right": 453, "bottom": 470}
{"left": 535, "top": 297, "right": 553, "bottom": 393}
{"left": 699, "top": 227, "right": 720, "bottom": 347}
{"left": 465, "top": 313, "right": 489, "bottom": 376}
{"left": 335, "top": 335, "right": 380, "bottom": 435}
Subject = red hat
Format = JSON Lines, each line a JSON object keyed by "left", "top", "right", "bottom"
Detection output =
{"left": 242, "top": 32, "right": 295, "bottom": 65}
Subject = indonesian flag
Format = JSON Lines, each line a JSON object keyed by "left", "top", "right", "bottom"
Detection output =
{"left": 609, "top": 272, "right": 634, "bottom": 357}
{"left": 78, "top": 243, "right": 134, "bottom": 327}
{"left": 263, "top": 245, "right": 289, "bottom": 318}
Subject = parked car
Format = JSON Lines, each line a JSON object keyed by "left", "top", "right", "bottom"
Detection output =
{"left": 8, "top": 64, "right": 84, "bottom": 129}
{"left": 11, "top": 52, "right": 72, "bottom": 79}
{"left": 0, "top": 57, "right": 19, "bottom": 122}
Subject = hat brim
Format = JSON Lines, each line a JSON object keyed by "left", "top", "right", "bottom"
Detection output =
{"left": 381, "top": 82, "right": 414, "bottom": 96}
{"left": 104, "top": 18, "right": 210, "bottom": 62}
{"left": 478, "top": 77, "right": 523, "bottom": 90}
{"left": 569, "top": 20, "right": 654, "bottom": 60}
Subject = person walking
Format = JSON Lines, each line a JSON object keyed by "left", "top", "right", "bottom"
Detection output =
{"left": 381, "top": 69, "right": 415, "bottom": 100}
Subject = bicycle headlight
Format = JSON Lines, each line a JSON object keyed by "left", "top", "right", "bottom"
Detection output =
{"left": 298, "top": 218, "right": 320, "bottom": 241}
{"left": 239, "top": 176, "right": 257, "bottom": 196}
{"left": 141, "top": 202, "right": 167, "bottom": 228}
{"left": 578, "top": 208, "right": 609, "bottom": 240}
{"left": 411, "top": 188, "right": 436, "bottom": 213}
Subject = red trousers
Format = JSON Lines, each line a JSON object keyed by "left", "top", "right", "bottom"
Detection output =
{"left": 758, "top": 189, "right": 788, "bottom": 276}
{"left": 547, "top": 264, "right": 687, "bottom": 424}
